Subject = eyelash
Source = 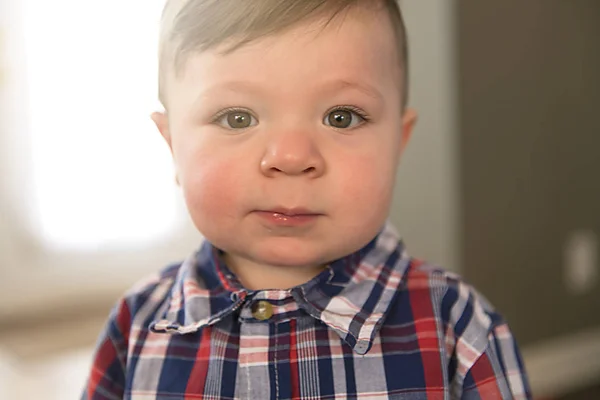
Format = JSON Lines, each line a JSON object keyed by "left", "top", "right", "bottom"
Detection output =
{"left": 326, "top": 105, "right": 371, "bottom": 122}
{"left": 210, "top": 107, "right": 257, "bottom": 124}
{"left": 209, "top": 105, "right": 372, "bottom": 128}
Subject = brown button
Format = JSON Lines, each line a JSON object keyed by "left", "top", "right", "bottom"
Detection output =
{"left": 252, "top": 300, "right": 274, "bottom": 321}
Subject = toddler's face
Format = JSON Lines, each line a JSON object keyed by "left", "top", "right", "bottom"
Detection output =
{"left": 155, "top": 6, "right": 416, "bottom": 269}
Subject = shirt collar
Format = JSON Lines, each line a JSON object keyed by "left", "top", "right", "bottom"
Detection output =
{"left": 151, "top": 222, "right": 411, "bottom": 355}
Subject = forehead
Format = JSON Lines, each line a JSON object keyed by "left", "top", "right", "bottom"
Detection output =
{"left": 168, "top": 6, "right": 403, "bottom": 108}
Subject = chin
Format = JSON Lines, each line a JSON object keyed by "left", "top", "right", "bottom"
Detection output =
{"left": 253, "top": 247, "right": 329, "bottom": 268}
{"left": 238, "top": 238, "right": 336, "bottom": 268}
{"left": 256, "top": 237, "right": 369, "bottom": 268}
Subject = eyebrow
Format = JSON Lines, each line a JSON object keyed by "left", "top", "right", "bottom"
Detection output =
{"left": 320, "top": 79, "right": 384, "bottom": 101}
{"left": 196, "top": 79, "right": 384, "bottom": 102}
{"left": 204, "top": 81, "right": 264, "bottom": 94}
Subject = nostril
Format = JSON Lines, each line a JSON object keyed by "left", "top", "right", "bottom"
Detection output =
{"left": 304, "top": 167, "right": 316, "bottom": 174}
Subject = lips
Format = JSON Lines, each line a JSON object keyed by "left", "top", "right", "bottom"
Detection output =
{"left": 254, "top": 207, "right": 322, "bottom": 227}
{"left": 266, "top": 207, "right": 318, "bottom": 217}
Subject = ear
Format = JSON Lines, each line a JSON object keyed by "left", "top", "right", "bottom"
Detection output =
{"left": 151, "top": 111, "right": 180, "bottom": 185}
{"left": 151, "top": 111, "right": 172, "bottom": 153}
{"left": 399, "top": 108, "right": 418, "bottom": 155}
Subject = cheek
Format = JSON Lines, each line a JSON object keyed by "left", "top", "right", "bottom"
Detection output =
{"left": 336, "top": 146, "right": 398, "bottom": 207}
{"left": 177, "top": 148, "right": 243, "bottom": 227}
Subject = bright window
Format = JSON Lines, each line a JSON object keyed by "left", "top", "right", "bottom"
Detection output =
{"left": 21, "top": 0, "right": 177, "bottom": 250}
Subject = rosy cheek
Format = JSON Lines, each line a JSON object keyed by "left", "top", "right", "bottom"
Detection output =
{"left": 179, "top": 152, "right": 242, "bottom": 223}
{"left": 344, "top": 152, "right": 383, "bottom": 186}
{"left": 337, "top": 153, "right": 394, "bottom": 209}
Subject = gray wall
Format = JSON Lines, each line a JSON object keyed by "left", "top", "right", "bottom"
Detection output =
{"left": 391, "top": 0, "right": 460, "bottom": 272}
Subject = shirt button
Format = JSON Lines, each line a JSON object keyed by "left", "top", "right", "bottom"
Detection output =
{"left": 252, "top": 300, "right": 274, "bottom": 321}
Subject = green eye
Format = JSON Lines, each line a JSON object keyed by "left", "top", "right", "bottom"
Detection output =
{"left": 214, "top": 109, "right": 258, "bottom": 130}
{"left": 324, "top": 108, "right": 367, "bottom": 129}
{"left": 227, "top": 112, "right": 252, "bottom": 129}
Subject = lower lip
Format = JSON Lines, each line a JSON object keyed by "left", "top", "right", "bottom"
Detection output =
{"left": 254, "top": 211, "right": 320, "bottom": 227}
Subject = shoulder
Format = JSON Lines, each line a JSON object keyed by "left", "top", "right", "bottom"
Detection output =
{"left": 403, "top": 259, "right": 501, "bottom": 331}
{"left": 400, "top": 258, "right": 509, "bottom": 371}
{"left": 105, "top": 261, "right": 185, "bottom": 340}
{"left": 123, "top": 262, "right": 183, "bottom": 310}
{"left": 402, "top": 259, "right": 522, "bottom": 367}
{"left": 84, "top": 261, "right": 187, "bottom": 395}
{"left": 401, "top": 261, "right": 531, "bottom": 397}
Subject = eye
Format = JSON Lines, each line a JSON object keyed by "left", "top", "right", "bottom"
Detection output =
{"left": 323, "top": 107, "right": 368, "bottom": 129}
{"left": 213, "top": 108, "right": 258, "bottom": 130}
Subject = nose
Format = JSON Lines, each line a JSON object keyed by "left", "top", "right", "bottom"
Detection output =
{"left": 260, "top": 129, "right": 325, "bottom": 178}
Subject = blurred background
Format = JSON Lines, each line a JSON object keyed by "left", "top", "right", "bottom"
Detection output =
{"left": 0, "top": 0, "right": 598, "bottom": 398}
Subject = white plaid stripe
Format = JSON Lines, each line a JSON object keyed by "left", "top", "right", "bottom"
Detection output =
{"left": 328, "top": 329, "right": 349, "bottom": 395}
{"left": 236, "top": 323, "right": 272, "bottom": 398}
{"left": 295, "top": 318, "right": 320, "bottom": 398}
{"left": 495, "top": 324, "right": 529, "bottom": 399}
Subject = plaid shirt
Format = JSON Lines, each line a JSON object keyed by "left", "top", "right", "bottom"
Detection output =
{"left": 83, "top": 223, "right": 531, "bottom": 399}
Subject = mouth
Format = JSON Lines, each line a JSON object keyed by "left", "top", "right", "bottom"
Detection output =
{"left": 266, "top": 207, "right": 319, "bottom": 216}
{"left": 253, "top": 207, "right": 322, "bottom": 227}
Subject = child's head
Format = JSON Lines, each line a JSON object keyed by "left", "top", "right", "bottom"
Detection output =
{"left": 152, "top": 0, "right": 417, "bottom": 278}
{"left": 157, "top": 0, "right": 409, "bottom": 110}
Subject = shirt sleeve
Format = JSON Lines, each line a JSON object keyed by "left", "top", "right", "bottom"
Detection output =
{"left": 81, "top": 299, "right": 132, "bottom": 400}
{"left": 461, "top": 322, "right": 532, "bottom": 400}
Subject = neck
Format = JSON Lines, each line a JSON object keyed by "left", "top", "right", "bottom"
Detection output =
{"left": 222, "top": 253, "right": 327, "bottom": 290}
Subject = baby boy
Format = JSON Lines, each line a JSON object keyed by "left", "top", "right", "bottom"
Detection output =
{"left": 83, "top": 0, "right": 531, "bottom": 398}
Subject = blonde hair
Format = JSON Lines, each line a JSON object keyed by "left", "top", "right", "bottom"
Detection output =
{"left": 158, "top": 0, "right": 408, "bottom": 109}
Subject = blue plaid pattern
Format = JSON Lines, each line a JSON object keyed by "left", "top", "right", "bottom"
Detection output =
{"left": 82, "top": 223, "right": 531, "bottom": 399}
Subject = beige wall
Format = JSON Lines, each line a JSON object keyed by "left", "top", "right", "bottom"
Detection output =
{"left": 457, "top": 0, "right": 600, "bottom": 346}
{"left": 457, "top": 0, "right": 600, "bottom": 395}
